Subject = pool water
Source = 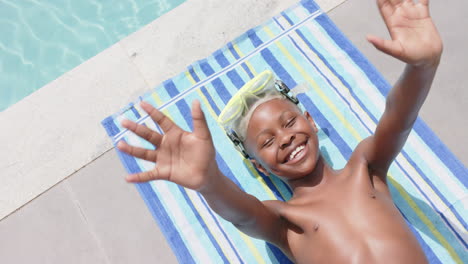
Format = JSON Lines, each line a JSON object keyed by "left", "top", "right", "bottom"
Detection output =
{"left": 0, "top": 0, "right": 185, "bottom": 111}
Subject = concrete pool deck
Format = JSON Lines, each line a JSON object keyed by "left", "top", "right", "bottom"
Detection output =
{"left": 0, "top": 0, "right": 466, "bottom": 262}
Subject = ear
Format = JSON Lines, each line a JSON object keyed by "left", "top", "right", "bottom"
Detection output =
{"left": 250, "top": 158, "right": 270, "bottom": 176}
{"left": 304, "top": 111, "right": 318, "bottom": 133}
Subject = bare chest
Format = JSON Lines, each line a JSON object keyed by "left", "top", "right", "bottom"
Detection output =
{"left": 281, "top": 168, "right": 421, "bottom": 263}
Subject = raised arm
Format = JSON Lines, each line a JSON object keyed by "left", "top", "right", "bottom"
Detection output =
{"left": 359, "top": 0, "right": 443, "bottom": 176}
{"left": 117, "top": 101, "right": 288, "bottom": 250}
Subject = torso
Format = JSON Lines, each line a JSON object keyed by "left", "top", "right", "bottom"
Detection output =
{"left": 270, "top": 155, "right": 427, "bottom": 264}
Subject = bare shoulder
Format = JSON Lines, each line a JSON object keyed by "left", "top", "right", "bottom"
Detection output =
{"left": 262, "top": 199, "right": 288, "bottom": 216}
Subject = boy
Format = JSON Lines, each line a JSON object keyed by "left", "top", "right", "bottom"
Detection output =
{"left": 117, "top": 0, "right": 442, "bottom": 263}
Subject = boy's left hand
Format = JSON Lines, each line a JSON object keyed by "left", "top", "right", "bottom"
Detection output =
{"left": 367, "top": 0, "right": 442, "bottom": 67}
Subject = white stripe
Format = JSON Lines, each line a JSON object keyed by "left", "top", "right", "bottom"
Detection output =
{"left": 116, "top": 6, "right": 468, "bottom": 257}
{"left": 298, "top": 13, "right": 467, "bottom": 203}
{"left": 293, "top": 17, "right": 468, "bottom": 243}
{"left": 407, "top": 132, "right": 467, "bottom": 199}
{"left": 298, "top": 15, "right": 464, "bottom": 195}
{"left": 151, "top": 182, "right": 215, "bottom": 264}
{"left": 112, "top": 9, "right": 324, "bottom": 142}
{"left": 185, "top": 188, "right": 246, "bottom": 263}
{"left": 274, "top": 9, "right": 468, "bottom": 246}
{"left": 274, "top": 15, "right": 378, "bottom": 136}
{"left": 125, "top": 132, "right": 215, "bottom": 263}
{"left": 142, "top": 120, "right": 247, "bottom": 261}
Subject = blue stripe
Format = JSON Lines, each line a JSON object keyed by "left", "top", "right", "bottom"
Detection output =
{"left": 111, "top": 9, "right": 323, "bottom": 143}
{"left": 163, "top": 80, "right": 233, "bottom": 262}
{"left": 106, "top": 117, "right": 194, "bottom": 263}
{"left": 401, "top": 152, "right": 467, "bottom": 230}
{"left": 197, "top": 186, "right": 245, "bottom": 264}
{"left": 247, "top": 30, "right": 353, "bottom": 159}
{"left": 227, "top": 40, "right": 297, "bottom": 199}
{"left": 398, "top": 207, "right": 443, "bottom": 264}
{"left": 164, "top": 80, "right": 193, "bottom": 127}
{"left": 412, "top": 118, "right": 468, "bottom": 183}
{"left": 315, "top": 14, "right": 468, "bottom": 185}
{"left": 198, "top": 59, "right": 293, "bottom": 201}
{"left": 394, "top": 158, "right": 468, "bottom": 250}
{"left": 267, "top": 243, "right": 294, "bottom": 264}
{"left": 247, "top": 25, "right": 468, "bottom": 255}
{"left": 188, "top": 66, "right": 221, "bottom": 115}
{"left": 214, "top": 51, "right": 247, "bottom": 88}
{"left": 177, "top": 185, "right": 230, "bottom": 263}
{"left": 227, "top": 42, "right": 255, "bottom": 78}
{"left": 260, "top": 173, "right": 290, "bottom": 201}
{"left": 284, "top": 17, "right": 467, "bottom": 225}
{"left": 136, "top": 183, "right": 196, "bottom": 264}
{"left": 199, "top": 59, "right": 232, "bottom": 104}
{"left": 215, "top": 150, "right": 246, "bottom": 191}
{"left": 102, "top": 2, "right": 468, "bottom": 262}
{"left": 300, "top": 0, "right": 320, "bottom": 14}
{"left": 164, "top": 79, "right": 247, "bottom": 263}
{"left": 188, "top": 67, "right": 247, "bottom": 189}
{"left": 199, "top": 85, "right": 221, "bottom": 114}
{"left": 101, "top": 116, "right": 120, "bottom": 137}
{"left": 278, "top": 13, "right": 379, "bottom": 125}
{"left": 195, "top": 55, "right": 300, "bottom": 260}
{"left": 297, "top": 14, "right": 467, "bottom": 248}
{"left": 246, "top": 30, "right": 361, "bottom": 263}
{"left": 277, "top": 12, "right": 468, "bottom": 235}
{"left": 439, "top": 211, "right": 468, "bottom": 250}
{"left": 131, "top": 105, "right": 141, "bottom": 119}
{"left": 222, "top": 41, "right": 297, "bottom": 200}
{"left": 189, "top": 65, "right": 250, "bottom": 191}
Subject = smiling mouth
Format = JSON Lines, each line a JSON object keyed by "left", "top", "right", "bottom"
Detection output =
{"left": 284, "top": 143, "right": 307, "bottom": 164}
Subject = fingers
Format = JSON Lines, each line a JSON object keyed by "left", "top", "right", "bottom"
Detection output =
{"left": 377, "top": 0, "right": 402, "bottom": 9}
{"left": 121, "top": 119, "right": 162, "bottom": 146}
{"left": 141, "top": 101, "right": 177, "bottom": 133}
{"left": 191, "top": 100, "right": 211, "bottom": 140}
{"left": 378, "top": 0, "right": 403, "bottom": 6}
{"left": 117, "top": 141, "right": 157, "bottom": 162}
{"left": 376, "top": 0, "right": 395, "bottom": 23}
{"left": 126, "top": 169, "right": 161, "bottom": 183}
{"left": 367, "top": 34, "right": 403, "bottom": 58}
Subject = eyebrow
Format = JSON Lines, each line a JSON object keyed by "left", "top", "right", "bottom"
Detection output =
{"left": 255, "top": 110, "right": 294, "bottom": 141}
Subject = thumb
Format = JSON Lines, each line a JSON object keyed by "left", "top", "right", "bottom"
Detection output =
{"left": 367, "top": 34, "right": 403, "bottom": 58}
{"left": 191, "top": 100, "right": 211, "bottom": 140}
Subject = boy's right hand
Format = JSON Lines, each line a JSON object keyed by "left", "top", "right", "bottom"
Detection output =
{"left": 117, "top": 100, "right": 219, "bottom": 191}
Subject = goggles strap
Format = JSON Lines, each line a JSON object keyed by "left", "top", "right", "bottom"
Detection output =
{"left": 227, "top": 131, "right": 250, "bottom": 159}
{"left": 275, "top": 80, "right": 299, "bottom": 104}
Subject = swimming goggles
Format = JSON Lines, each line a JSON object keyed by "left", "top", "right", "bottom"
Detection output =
{"left": 218, "top": 70, "right": 300, "bottom": 158}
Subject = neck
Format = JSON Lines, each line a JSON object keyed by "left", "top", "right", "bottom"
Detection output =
{"left": 286, "top": 155, "right": 333, "bottom": 196}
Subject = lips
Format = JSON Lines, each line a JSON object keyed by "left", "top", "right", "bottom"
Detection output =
{"left": 283, "top": 142, "right": 308, "bottom": 164}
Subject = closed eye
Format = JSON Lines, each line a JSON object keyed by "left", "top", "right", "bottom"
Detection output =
{"left": 262, "top": 138, "right": 274, "bottom": 148}
{"left": 286, "top": 117, "right": 296, "bottom": 128}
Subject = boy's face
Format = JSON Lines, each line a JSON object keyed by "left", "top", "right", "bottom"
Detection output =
{"left": 244, "top": 98, "right": 319, "bottom": 180}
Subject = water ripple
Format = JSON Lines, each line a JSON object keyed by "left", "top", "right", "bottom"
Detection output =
{"left": 0, "top": 0, "right": 186, "bottom": 111}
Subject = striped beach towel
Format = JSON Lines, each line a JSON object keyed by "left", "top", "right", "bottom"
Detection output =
{"left": 101, "top": 0, "right": 468, "bottom": 263}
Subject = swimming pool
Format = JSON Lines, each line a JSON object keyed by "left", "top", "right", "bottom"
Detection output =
{"left": 0, "top": 0, "right": 185, "bottom": 111}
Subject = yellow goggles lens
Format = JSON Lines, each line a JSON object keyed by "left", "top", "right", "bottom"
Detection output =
{"left": 218, "top": 70, "right": 274, "bottom": 127}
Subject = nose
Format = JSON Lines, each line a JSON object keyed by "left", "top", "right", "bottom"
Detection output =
{"left": 279, "top": 132, "right": 295, "bottom": 149}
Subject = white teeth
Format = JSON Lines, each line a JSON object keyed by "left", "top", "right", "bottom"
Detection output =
{"left": 288, "top": 145, "right": 305, "bottom": 161}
